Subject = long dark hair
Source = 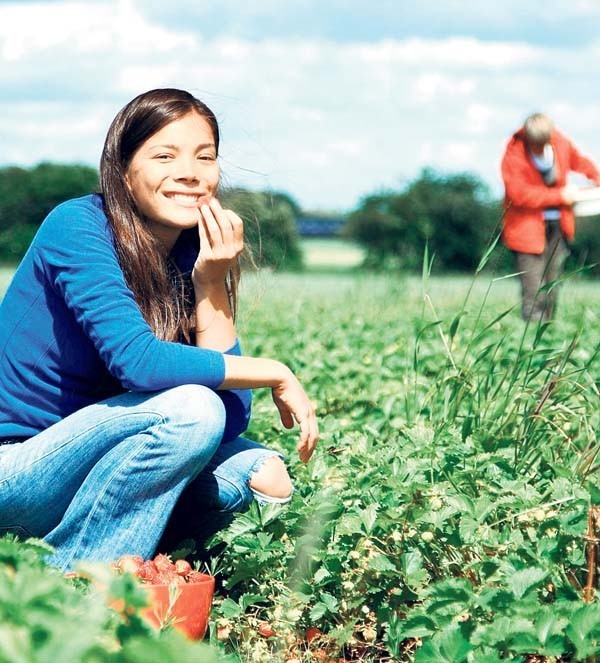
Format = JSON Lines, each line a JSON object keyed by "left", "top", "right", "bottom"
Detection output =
{"left": 100, "top": 88, "right": 239, "bottom": 342}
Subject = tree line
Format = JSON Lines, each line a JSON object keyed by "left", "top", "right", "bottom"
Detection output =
{"left": 0, "top": 164, "right": 303, "bottom": 270}
{"left": 1, "top": 163, "right": 599, "bottom": 275}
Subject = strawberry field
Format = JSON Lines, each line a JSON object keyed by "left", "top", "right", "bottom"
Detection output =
{"left": 2, "top": 267, "right": 600, "bottom": 662}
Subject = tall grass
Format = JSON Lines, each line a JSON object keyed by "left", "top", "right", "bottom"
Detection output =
{"left": 213, "top": 264, "right": 600, "bottom": 660}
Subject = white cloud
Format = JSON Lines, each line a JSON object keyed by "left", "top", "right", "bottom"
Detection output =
{"left": 465, "top": 103, "right": 494, "bottom": 136}
{"left": 441, "top": 141, "right": 477, "bottom": 167}
{"left": 355, "top": 37, "right": 539, "bottom": 68}
{"left": 413, "top": 73, "right": 475, "bottom": 104}
{"left": 0, "top": 0, "right": 195, "bottom": 62}
{"left": 1, "top": 2, "right": 600, "bottom": 209}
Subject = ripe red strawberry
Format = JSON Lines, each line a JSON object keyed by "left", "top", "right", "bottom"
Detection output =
{"left": 306, "top": 627, "right": 322, "bottom": 643}
{"left": 175, "top": 559, "right": 192, "bottom": 577}
{"left": 117, "top": 554, "right": 143, "bottom": 575}
{"left": 137, "top": 560, "right": 159, "bottom": 583}
{"left": 153, "top": 553, "right": 174, "bottom": 573}
{"left": 258, "top": 622, "right": 276, "bottom": 638}
{"left": 186, "top": 570, "right": 207, "bottom": 584}
{"left": 157, "top": 570, "right": 180, "bottom": 585}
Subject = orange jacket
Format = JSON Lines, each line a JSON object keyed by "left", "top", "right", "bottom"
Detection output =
{"left": 500, "top": 128, "right": 600, "bottom": 254}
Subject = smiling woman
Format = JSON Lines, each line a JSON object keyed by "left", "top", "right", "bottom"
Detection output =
{"left": 0, "top": 88, "right": 318, "bottom": 571}
{"left": 124, "top": 113, "right": 220, "bottom": 249}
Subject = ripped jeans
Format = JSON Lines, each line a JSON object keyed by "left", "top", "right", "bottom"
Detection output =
{"left": 0, "top": 385, "right": 289, "bottom": 571}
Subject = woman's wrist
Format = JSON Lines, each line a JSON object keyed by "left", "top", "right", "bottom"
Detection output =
{"left": 220, "top": 355, "right": 293, "bottom": 390}
{"left": 192, "top": 275, "right": 228, "bottom": 297}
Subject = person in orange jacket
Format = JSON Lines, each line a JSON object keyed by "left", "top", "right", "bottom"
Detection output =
{"left": 501, "top": 112, "right": 600, "bottom": 322}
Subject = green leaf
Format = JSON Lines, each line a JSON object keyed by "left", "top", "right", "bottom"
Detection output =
{"left": 309, "top": 602, "right": 327, "bottom": 621}
{"left": 508, "top": 567, "right": 547, "bottom": 599}
{"left": 239, "top": 593, "right": 267, "bottom": 611}
{"left": 401, "top": 549, "right": 428, "bottom": 589}
{"left": 398, "top": 613, "right": 436, "bottom": 639}
{"left": 220, "top": 598, "right": 243, "bottom": 619}
{"left": 259, "top": 502, "right": 287, "bottom": 526}
{"left": 359, "top": 504, "right": 378, "bottom": 534}
{"left": 367, "top": 553, "right": 397, "bottom": 573}
{"left": 449, "top": 311, "right": 466, "bottom": 342}
{"left": 438, "top": 623, "right": 473, "bottom": 662}
{"left": 313, "top": 566, "right": 330, "bottom": 584}
{"left": 565, "top": 603, "right": 600, "bottom": 659}
{"left": 320, "top": 592, "right": 338, "bottom": 612}
{"left": 535, "top": 609, "right": 568, "bottom": 647}
{"left": 414, "top": 623, "right": 472, "bottom": 663}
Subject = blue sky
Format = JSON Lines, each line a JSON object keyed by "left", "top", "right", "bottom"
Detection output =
{"left": 2, "top": 0, "right": 600, "bottom": 210}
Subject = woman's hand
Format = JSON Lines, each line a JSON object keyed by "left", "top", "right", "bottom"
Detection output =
{"left": 192, "top": 198, "right": 243, "bottom": 288}
{"left": 221, "top": 346, "right": 319, "bottom": 463}
{"left": 271, "top": 368, "right": 319, "bottom": 463}
{"left": 560, "top": 186, "right": 576, "bottom": 206}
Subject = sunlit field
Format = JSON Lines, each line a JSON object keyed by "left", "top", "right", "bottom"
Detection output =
{"left": 2, "top": 243, "right": 600, "bottom": 661}
{"left": 300, "top": 237, "right": 365, "bottom": 271}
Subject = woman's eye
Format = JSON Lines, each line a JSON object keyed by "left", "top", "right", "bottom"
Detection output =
{"left": 155, "top": 154, "right": 173, "bottom": 161}
{"left": 198, "top": 154, "right": 216, "bottom": 162}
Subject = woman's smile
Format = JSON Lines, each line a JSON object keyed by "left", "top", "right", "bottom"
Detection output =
{"left": 125, "top": 111, "right": 220, "bottom": 248}
{"left": 163, "top": 192, "right": 209, "bottom": 208}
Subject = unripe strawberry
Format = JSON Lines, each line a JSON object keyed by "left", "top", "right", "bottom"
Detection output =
{"left": 217, "top": 625, "right": 231, "bottom": 640}
{"left": 362, "top": 626, "right": 377, "bottom": 642}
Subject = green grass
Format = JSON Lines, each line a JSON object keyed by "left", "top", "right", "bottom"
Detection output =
{"left": 2, "top": 263, "right": 600, "bottom": 661}
{"left": 221, "top": 268, "right": 600, "bottom": 661}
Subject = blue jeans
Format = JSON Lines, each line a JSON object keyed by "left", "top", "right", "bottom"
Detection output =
{"left": 0, "top": 385, "right": 285, "bottom": 571}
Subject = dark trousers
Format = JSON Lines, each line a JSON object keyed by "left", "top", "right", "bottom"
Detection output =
{"left": 514, "top": 221, "right": 569, "bottom": 323}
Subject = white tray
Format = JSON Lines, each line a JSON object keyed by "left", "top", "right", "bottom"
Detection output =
{"left": 573, "top": 187, "right": 600, "bottom": 217}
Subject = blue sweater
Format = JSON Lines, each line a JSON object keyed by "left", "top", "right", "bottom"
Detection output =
{"left": 0, "top": 194, "right": 251, "bottom": 441}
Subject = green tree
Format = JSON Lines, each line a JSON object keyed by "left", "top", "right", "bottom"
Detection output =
{"left": 220, "top": 187, "right": 303, "bottom": 270}
{"left": 345, "top": 189, "right": 427, "bottom": 270}
{"left": 346, "top": 169, "right": 502, "bottom": 272}
{"left": 0, "top": 163, "right": 98, "bottom": 261}
{"left": 407, "top": 169, "right": 501, "bottom": 271}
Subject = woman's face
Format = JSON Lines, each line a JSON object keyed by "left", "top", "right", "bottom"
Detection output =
{"left": 125, "top": 111, "right": 220, "bottom": 248}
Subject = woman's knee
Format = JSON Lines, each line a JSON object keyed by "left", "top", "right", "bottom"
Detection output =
{"left": 146, "top": 385, "right": 225, "bottom": 464}
{"left": 154, "top": 385, "right": 225, "bottom": 434}
{"left": 249, "top": 456, "right": 293, "bottom": 501}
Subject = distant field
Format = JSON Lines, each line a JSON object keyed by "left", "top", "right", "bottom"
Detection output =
{"left": 300, "top": 237, "right": 365, "bottom": 269}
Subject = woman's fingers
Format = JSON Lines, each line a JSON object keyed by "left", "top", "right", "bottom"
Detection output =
{"left": 199, "top": 202, "right": 224, "bottom": 249}
{"left": 275, "top": 400, "right": 295, "bottom": 429}
{"left": 271, "top": 381, "right": 318, "bottom": 463}
{"left": 286, "top": 396, "right": 318, "bottom": 463}
{"left": 196, "top": 208, "right": 213, "bottom": 255}
{"left": 296, "top": 404, "right": 318, "bottom": 463}
{"left": 199, "top": 199, "right": 243, "bottom": 259}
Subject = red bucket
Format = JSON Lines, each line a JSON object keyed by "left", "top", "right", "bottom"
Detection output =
{"left": 141, "top": 573, "right": 215, "bottom": 640}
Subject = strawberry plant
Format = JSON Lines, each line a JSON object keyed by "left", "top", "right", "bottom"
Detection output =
{"left": 206, "top": 270, "right": 600, "bottom": 661}
{"left": 2, "top": 269, "right": 600, "bottom": 661}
